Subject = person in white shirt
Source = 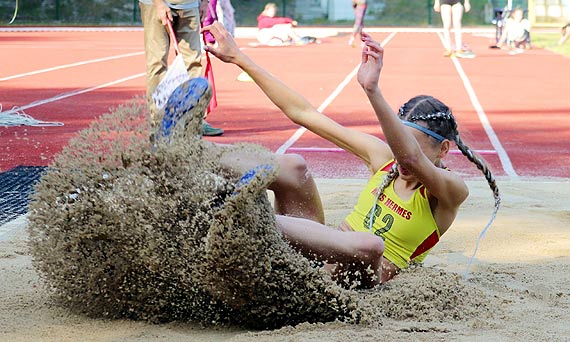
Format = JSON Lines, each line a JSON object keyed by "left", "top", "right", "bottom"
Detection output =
{"left": 496, "top": 7, "right": 531, "bottom": 51}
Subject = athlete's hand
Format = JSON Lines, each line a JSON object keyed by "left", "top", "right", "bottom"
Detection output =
{"left": 357, "top": 32, "right": 384, "bottom": 93}
{"left": 202, "top": 22, "right": 243, "bottom": 64}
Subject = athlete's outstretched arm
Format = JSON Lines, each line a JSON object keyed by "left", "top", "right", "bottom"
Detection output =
{"left": 201, "top": 22, "right": 392, "bottom": 169}
{"left": 357, "top": 32, "right": 468, "bottom": 208}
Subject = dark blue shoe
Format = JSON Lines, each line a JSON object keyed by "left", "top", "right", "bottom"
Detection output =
{"left": 156, "top": 77, "right": 211, "bottom": 144}
{"left": 233, "top": 164, "right": 274, "bottom": 195}
{"left": 207, "top": 165, "right": 274, "bottom": 209}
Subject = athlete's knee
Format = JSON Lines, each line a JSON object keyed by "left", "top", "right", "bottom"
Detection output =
{"left": 350, "top": 233, "right": 384, "bottom": 266}
{"left": 274, "top": 153, "right": 312, "bottom": 189}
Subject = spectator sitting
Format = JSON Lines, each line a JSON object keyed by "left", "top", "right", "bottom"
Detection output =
{"left": 496, "top": 7, "right": 531, "bottom": 52}
{"left": 256, "top": 3, "right": 305, "bottom": 46}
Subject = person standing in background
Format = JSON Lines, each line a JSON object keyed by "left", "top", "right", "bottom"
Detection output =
{"left": 139, "top": 0, "right": 224, "bottom": 136}
{"left": 434, "top": 0, "right": 475, "bottom": 58}
{"left": 348, "top": 0, "right": 367, "bottom": 47}
{"left": 217, "top": 0, "right": 236, "bottom": 37}
{"left": 203, "top": 0, "right": 218, "bottom": 44}
{"left": 204, "top": 0, "right": 236, "bottom": 43}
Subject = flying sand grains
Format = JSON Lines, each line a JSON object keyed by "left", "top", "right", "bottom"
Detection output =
{"left": 27, "top": 99, "right": 496, "bottom": 330}
{"left": 27, "top": 100, "right": 358, "bottom": 328}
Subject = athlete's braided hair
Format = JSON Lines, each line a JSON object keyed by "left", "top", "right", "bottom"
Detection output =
{"left": 397, "top": 95, "right": 500, "bottom": 209}
{"left": 376, "top": 162, "right": 398, "bottom": 199}
{"left": 397, "top": 95, "right": 501, "bottom": 274}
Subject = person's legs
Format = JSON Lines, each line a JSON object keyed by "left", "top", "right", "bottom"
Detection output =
{"left": 211, "top": 144, "right": 388, "bottom": 286}
{"left": 349, "top": 4, "right": 367, "bottom": 47}
{"left": 271, "top": 24, "right": 302, "bottom": 44}
{"left": 440, "top": 4, "right": 453, "bottom": 55}
{"left": 452, "top": 3, "right": 475, "bottom": 58}
{"left": 174, "top": 8, "right": 203, "bottom": 79}
{"left": 140, "top": 2, "right": 170, "bottom": 128}
{"left": 513, "top": 31, "right": 531, "bottom": 50}
{"left": 256, "top": 28, "right": 274, "bottom": 45}
{"left": 269, "top": 154, "right": 324, "bottom": 224}
{"left": 204, "top": 139, "right": 384, "bottom": 288}
{"left": 451, "top": 2, "right": 464, "bottom": 51}
{"left": 215, "top": 146, "right": 325, "bottom": 223}
{"left": 276, "top": 215, "right": 384, "bottom": 288}
{"left": 174, "top": 8, "right": 223, "bottom": 137}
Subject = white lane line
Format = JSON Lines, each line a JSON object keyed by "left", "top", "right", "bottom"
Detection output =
{"left": 7, "top": 73, "right": 146, "bottom": 112}
{"left": 287, "top": 147, "right": 497, "bottom": 155}
{"left": 437, "top": 32, "right": 518, "bottom": 178}
{"left": 0, "top": 72, "right": 145, "bottom": 235}
{"left": 276, "top": 32, "right": 397, "bottom": 155}
{"left": 0, "top": 52, "right": 144, "bottom": 82}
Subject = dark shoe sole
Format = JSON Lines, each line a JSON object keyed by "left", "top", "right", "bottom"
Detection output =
{"left": 156, "top": 77, "right": 212, "bottom": 144}
{"left": 232, "top": 164, "right": 274, "bottom": 195}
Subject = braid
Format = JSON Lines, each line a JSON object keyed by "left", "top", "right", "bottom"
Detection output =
{"left": 454, "top": 136, "right": 500, "bottom": 206}
{"left": 397, "top": 103, "right": 406, "bottom": 117}
{"left": 409, "top": 111, "right": 453, "bottom": 123}
{"left": 368, "top": 162, "right": 398, "bottom": 233}
{"left": 455, "top": 135, "right": 501, "bottom": 276}
{"left": 399, "top": 96, "right": 457, "bottom": 141}
{"left": 377, "top": 162, "right": 398, "bottom": 197}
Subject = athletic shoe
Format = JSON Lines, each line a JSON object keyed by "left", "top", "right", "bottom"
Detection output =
{"left": 233, "top": 164, "right": 274, "bottom": 195}
{"left": 299, "top": 36, "right": 317, "bottom": 45}
{"left": 156, "top": 77, "right": 211, "bottom": 144}
{"left": 443, "top": 50, "right": 454, "bottom": 57}
{"left": 202, "top": 121, "right": 224, "bottom": 136}
{"left": 455, "top": 50, "right": 476, "bottom": 59}
{"left": 208, "top": 164, "right": 273, "bottom": 209}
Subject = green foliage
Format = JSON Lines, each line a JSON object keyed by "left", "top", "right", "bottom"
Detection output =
{"left": 532, "top": 32, "right": 570, "bottom": 57}
{"left": 1, "top": 0, "right": 141, "bottom": 25}
{"left": 0, "top": 0, "right": 528, "bottom": 26}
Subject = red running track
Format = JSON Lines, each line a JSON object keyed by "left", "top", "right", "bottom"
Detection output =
{"left": 1, "top": 27, "right": 569, "bottom": 179}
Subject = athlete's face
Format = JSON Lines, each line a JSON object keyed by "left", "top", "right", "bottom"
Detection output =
{"left": 409, "top": 124, "right": 444, "bottom": 160}
{"left": 397, "top": 124, "right": 449, "bottom": 179}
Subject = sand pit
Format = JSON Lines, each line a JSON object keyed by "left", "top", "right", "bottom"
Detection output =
{"left": 1, "top": 102, "right": 570, "bottom": 341}
{"left": 1, "top": 178, "right": 570, "bottom": 341}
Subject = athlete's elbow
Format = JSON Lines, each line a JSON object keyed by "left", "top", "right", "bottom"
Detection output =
{"left": 395, "top": 153, "right": 421, "bottom": 171}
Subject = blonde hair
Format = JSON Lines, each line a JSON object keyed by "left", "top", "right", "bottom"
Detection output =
{"left": 263, "top": 3, "right": 277, "bottom": 15}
